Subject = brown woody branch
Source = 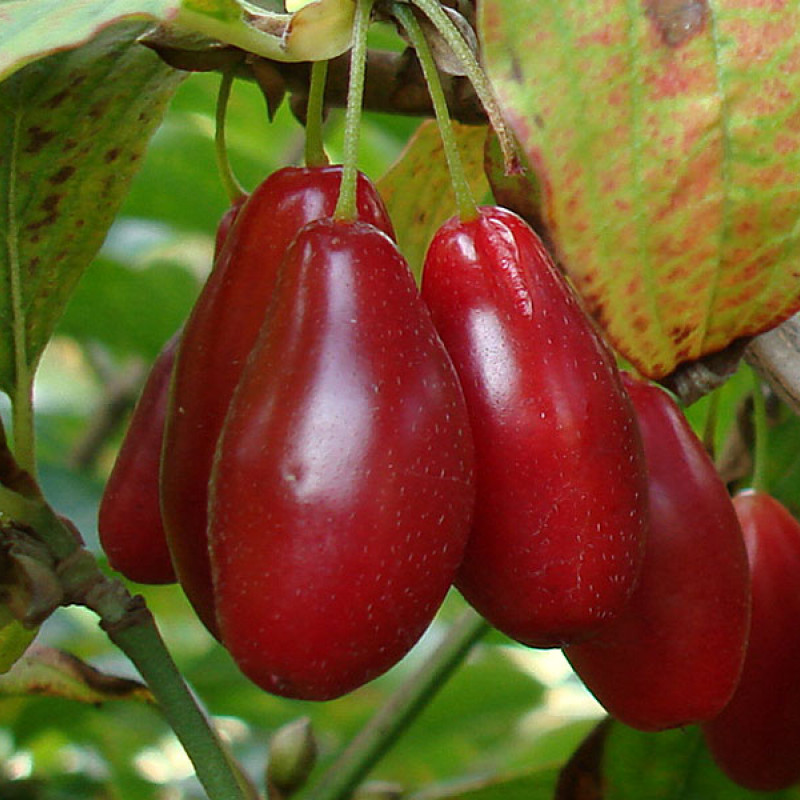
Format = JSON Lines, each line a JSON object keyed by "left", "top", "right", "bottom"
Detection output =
{"left": 144, "top": 38, "right": 488, "bottom": 125}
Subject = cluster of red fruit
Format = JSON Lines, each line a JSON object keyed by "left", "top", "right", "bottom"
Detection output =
{"left": 98, "top": 165, "right": 800, "bottom": 792}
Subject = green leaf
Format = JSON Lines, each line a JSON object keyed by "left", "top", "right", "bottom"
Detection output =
{"left": 602, "top": 722, "right": 800, "bottom": 799}
{"left": 0, "top": 0, "right": 177, "bottom": 84}
{"left": 0, "top": 644, "right": 154, "bottom": 704}
{"left": 481, "top": 1, "right": 800, "bottom": 379}
{"left": 0, "top": 609, "right": 36, "bottom": 673}
{"left": 0, "top": 21, "right": 184, "bottom": 397}
{"left": 180, "top": 0, "right": 242, "bottom": 23}
{"left": 378, "top": 120, "right": 490, "bottom": 279}
{"left": 411, "top": 767, "right": 559, "bottom": 800}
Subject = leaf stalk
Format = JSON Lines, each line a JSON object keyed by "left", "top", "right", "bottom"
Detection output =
{"left": 215, "top": 71, "right": 246, "bottom": 203}
{"left": 305, "top": 60, "right": 331, "bottom": 168}
{"left": 394, "top": 3, "right": 477, "bottom": 222}
{"left": 305, "top": 608, "right": 489, "bottom": 800}
{"left": 408, "top": 0, "right": 519, "bottom": 175}
{"left": 333, "top": 0, "right": 375, "bottom": 222}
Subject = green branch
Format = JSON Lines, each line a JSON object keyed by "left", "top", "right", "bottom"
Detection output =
{"left": 0, "top": 479, "right": 248, "bottom": 800}
{"left": 306, "top": 608, "right": 489, "bottom": 800}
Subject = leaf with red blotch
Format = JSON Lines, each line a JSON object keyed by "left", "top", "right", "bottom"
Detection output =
{"left": 480, "top": 0, "right": 800, "bottom": 379}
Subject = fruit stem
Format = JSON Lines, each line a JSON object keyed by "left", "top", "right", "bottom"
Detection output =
{"left": 333, "top": 0, "right": 374, "bottom": 223}
{"left": 750, "top": 367, "right": 769, "bottom": 493}
{"left": 305, "top": 608, "right": 489, "bottom": 800}
{"left": 109, "top": 616, "right": 254, "bottom": 800}
{"left": 702, "top": 388, "right": 721, "bottom": 459}
{"left": 394, "top": 3, "right": 477, "bottom": 222}
{"left": 408, "top": 0, "right": 519, "bottom": 176}
{"left": 215, "top": 71, "right": 246, "bottom": 204}
{"left": 0, "top": 483, "right": 250, "bottom": 800}
{"left": 305, "top": 60, "right": 331, "bottom": 168}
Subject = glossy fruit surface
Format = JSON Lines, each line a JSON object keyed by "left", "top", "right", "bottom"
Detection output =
{"left": 161, "top": 167, "right": 394, "bottom": 634}
{"left": 703, "top": 491, "right": 800, "bottom": 791}
{"left": 565, "top": 373, "right": 750, "bottom": 731}
{"left": 99, "top": 333, "right": 179, "bottom": 584}
{"left": 98, "top": 198, "right": 244, "bottom": 586}
{"left": 420, "top": 206, "right": 647, "bottom": 648}
{"left": 209, "top": 219, "right": 475, "bottom": 700}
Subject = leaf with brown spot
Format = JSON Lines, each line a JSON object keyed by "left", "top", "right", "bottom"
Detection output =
{"left": 378, "top": 119, "right": 490, "bottom": 280}
{"left": 0, "top": 22, "right": 184, "bottom": 396}
{"left": 0, "top": 644, "right": 154, "bottom": 704}
{"left": 481, "top": 0, "right": 800, "bottom": 379}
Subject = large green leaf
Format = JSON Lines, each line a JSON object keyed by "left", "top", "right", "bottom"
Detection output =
{"left": 0, "top": 22, "right": 183, "bottom": 397}
{"left": 0, "top": 0, "right": 176, "bottom": 83}
{"left": 562, "top": 720, "right": 800, "bottom": 799}
{"left": 481, "top": 1, "right": 800, "bottom": 379}
{"left": 0, "top": 0, "right": 354, "bottom": 85}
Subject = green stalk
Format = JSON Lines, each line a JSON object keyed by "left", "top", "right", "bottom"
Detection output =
{"left": 0, "top": 484, "right": 248, "bottom": 799}
{"left": 6, "top": 112, "right": 36, "bottom": 477}
{"left": 333, "top": 0, "right": 375, "bottom": 222}
{"left": 305, "top": 60, "right": 331, "bottom": 167}
{"left": 394, "top": 4, "right": 477, "bottom": 222}
{"left": 408, "top": 0, "right": 519, "bottom": 175}
{"left": 306, "top": 609, "right": 489, "bottom": 800}
{"left": 750, "top": 367, "right": 769, "bottom": 493}
{"left": 215, "top": 71, "right": 246, "bottom": 204}
{"left": 108, "top": 616, "right": 252, "bottom": 800}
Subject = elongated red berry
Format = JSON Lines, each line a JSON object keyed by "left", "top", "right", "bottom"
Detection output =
{"left": 565, "top": 373, "right": 750, "bottom": 731}
{"left": 161, "top": 167, "right": 395, "bottom": 634}
{"left": 703, "top": 491, "right": 800, "bottom": 791}
{"left": 99, "top": 333, "right": 179, "bottom": 584}
{"left": 421, "top": 206, "right": 648, "bottom": 647}
{"left": 98, "top": 198, "right": 245, "bottom": 586}
{"left": 209, "top": 219, "right": 475, "bottom": 700}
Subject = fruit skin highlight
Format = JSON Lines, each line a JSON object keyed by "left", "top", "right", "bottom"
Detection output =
{"left": 161, "top": 167, "right": 394, "bottom": 635}
{"left": 566, "top": 373, "right": 751, "bottom": 732}
{"left": 210, "top": 219, "right": 475, "bottom": 700}
{"left": 421, "top": 206, "right": 648, "bottom": 648}
{"left": 703, "top": 491, "right": 800, "bottom": 792}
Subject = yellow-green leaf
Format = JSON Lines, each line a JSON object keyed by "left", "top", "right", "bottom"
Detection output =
{"left": 481, "top": 0, "right": 800, "bottom": 379}
{"left": 0, "top": 0, "right": 177, "bottom": 84}
{"left": 0, "top": 644, "right": 154, "bottom": 704}
{"left": 378, "top": 120, "right": 489, "bottom": 280}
